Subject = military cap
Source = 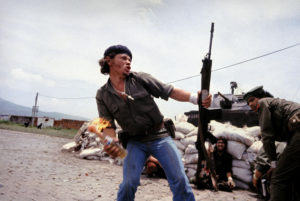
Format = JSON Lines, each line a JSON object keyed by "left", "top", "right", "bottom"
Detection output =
{"left": 104, "top": 45, "right": 132, "bottom": 59}
{"left": 243, "top": 86, "right": 265, "bottom": 102}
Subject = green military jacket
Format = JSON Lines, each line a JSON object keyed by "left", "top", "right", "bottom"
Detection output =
{"left": 255, "top": 142, "right": 286, "bottom": 173}
{"left": 96, "top": 71, "right": 174, "bottom": 140}
{"left": 258, "top": 97, "right": 300, "bottom": 161}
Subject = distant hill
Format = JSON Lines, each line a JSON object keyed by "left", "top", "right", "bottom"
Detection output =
{"left": 0, "top": 97, "right": 88, "bottom": 121}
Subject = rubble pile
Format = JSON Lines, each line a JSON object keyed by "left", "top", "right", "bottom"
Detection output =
{"left": 62, "top": 115, "right": 262, "bottom": 189}
{"left": 61, "top": 121, "right": 123, "bottom": 166}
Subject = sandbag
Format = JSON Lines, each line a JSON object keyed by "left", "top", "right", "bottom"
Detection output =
{"left": 186, "top": 129, "right": 197, "bottom": 137}
{"left": 185, "top": 144, "right": 198, "bottom": 154}
{"left": 174, "top": 114, "right": 188, "bottom": 122}
{"left": 243, "top": 126, "right": 261, "bottom": 138}
{"left": 61, "top": 141, "right": 78, "bottom": 152}
{"left": 184, "top": 153, "right": 198, "bottom": 164}
{"left": 173, "top": 139, "right": 186, "bottom": 151}
{"left": 234, "top": 179, "right": 250, "bottom": 190}
{"left": 79, "top": 147, "right": 102, "bottom": 158}
{"left": 181, "top": 135, "right": 197, "bottom": 147}
{"left": 174, "top": 131, "right": 185, "bottom": 140}
{"left": 227, "top": 141, "right": 247, "bottom": 160}
{"left": 177, "top": 149, "right": 184, "bottom": 157}
{"left": 232, "top": 159, "right": 251, "bottom": 169}
{"left": 232, "top": 167, "right": 252, "bottom": 183}
{"left": 186, "top": 168, "right": 196, "bottom": 178}
{"left": 241, "top": 151, "right": 249, "bottom": 161}
{"left": 175, "top": 121, "right": 196, "bottom": 134}
{"left": 210, "top": 120, "right": 255, "bottom": 146}
{"left": 185, "top": 163, "right": 197, "bottom": 170}
{"left": 247, "top": 140, "right": 263, "bottom": 153}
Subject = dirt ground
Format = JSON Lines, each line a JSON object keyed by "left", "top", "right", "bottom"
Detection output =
{"left": 0, "top": 129, "right": 259, "bottom": 201}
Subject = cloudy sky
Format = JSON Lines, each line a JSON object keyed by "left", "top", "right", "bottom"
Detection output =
{"left": 1, "top": 0, "right": 300, "bottom": 120}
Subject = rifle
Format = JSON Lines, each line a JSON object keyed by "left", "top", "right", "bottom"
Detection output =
{"left": 195, "top": 22, "right": 218, "bottom": 190}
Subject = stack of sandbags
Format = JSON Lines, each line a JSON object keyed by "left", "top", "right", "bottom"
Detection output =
{"left": 61, "top": 120, "right": 123, "bottom": 166}
{"left": 172, "top": 117, "right": 201, "bottom": 181}
{"left": 246, "top": 140, "right": 263, "bottom": 165}
{"left": 171, "top": 117, "right": 217, "bottom": 182}
{"left": 209, "top": 120, "right": 261, "bottom": 189}
{"left": 171, "top": 117, "right": 260, "bottom": 187}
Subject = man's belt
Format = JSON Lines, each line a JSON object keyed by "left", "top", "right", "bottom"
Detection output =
{"left": 145, "top": 123, "right": 168, "bottom": 135}
{"left": 145, "top": 127, "right": 168, "bottom": 135}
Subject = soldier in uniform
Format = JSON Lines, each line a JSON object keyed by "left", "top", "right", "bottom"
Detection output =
{"left": 252, "top": 142, "right": 286, "bottom": 199}
{"left": 244, "top": 86, "right": 300, "bottom": 201}
{"left": 96, "top": 45, "right": 212, "bottom": 201}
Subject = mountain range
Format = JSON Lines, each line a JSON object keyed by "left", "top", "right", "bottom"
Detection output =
{"left": 0, "top": 97, "right": 88, "bottom": 121}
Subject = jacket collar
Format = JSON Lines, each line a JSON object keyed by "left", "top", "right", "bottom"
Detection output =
{"left": 103, "top": 72, "right": 134, "bottom": 94}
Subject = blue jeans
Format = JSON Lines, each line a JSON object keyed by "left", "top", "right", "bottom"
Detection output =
{"left": 117, "top": 136, "right": 195, "bottom": 201}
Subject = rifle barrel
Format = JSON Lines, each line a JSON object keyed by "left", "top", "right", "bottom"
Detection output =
{"left": 208, "top": 22, "right": 214, "bottom": 59}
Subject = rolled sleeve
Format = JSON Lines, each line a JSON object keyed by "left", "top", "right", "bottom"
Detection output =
{"left": 136, "top": 72, "right": 174, "bottom": 100}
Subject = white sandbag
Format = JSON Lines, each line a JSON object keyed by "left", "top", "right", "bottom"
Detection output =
{"left": 186, "top": 168, "right": 197, "bottom": 178}
{"left": 184, "top": 153, "right": 198, "bottom": 164}
{"left": 173, "top": 139, "right": 186, "bottom": 151}
{"left": 227, "top": 141, "right": 247, "bottom": 160}
{"left": 246, "top": 152, "right": 257, "bottom": 165}
{"left": 174, "top": 131, "right": 185, "bottom": 140}
{"left": 185, "top": 163, "right": 197, "bottom": 170}
{"left": 181, "top": 135, "right": 197, "bottom": 147}
{"left": 61, "top": 141, "right": 78, "bottom": 152}
{"left": 234, "top": 179, "right": 250, "bottom": 190}
{"left": 232, "top": 159, "right": 251, "bottom": 169}
{"left": 243, "top": 126, "right": 261, "bottom": 138}
{"left": 79, "top": 148, "right": 102, "bottom": 158}
{"left": 209, "top": 120, "right": 255, "bottom": 146}
{"left": 232, "top": 167, "right": 252, "bottom": 183}
{"left": 185, "top": 144, "right": 198, "bottom": 154}
{"left": 247, "top": 140, "right": 263, "bottom": 153}
{"left": 175, "top": 121, "right": 196, "bottom": 134}
{"left": 241, "top": 151, "right": 249, "bottom": 161}
{"left": 177, "top": 148, "right": 184, "bottom": 157}
{"left": 85, "top": 155, "right": 101, "bottom": 160}
{"left": 186, "top": 129, "right": 197, "bottom": 137}
{"left": 174, "top": 114, "right": 188, "bottom": 122}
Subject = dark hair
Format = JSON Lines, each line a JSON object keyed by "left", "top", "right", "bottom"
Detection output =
{"left": 99, "top": 45, "right": 132, "bottom": 75}
{"left": 98, "top": 52, "right": 117, "bottom": 75}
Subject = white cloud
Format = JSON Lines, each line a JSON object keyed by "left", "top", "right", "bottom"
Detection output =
{"left": 0, "top": 0, "right": 299, "bottom": 119}
{"left": 10, "top": 68, "right": 56, "bottom": 87}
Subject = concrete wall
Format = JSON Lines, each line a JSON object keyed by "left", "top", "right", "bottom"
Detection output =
{"left": 37, "top": 117, "right": 54, "bottom": 128}
{"left": 0, "top": 115, "right": 10, "bottom": 121}
{"left": 8, "top": 115, "right": 32, "bottom": 125}
{"left": 54, "top": 119, "right": 86, "bottom": 130}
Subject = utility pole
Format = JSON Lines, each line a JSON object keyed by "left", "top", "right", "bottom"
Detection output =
{"left": 230, "top": 81, "right": 238, "bottom": 94}
{"left": 31, "top": 92, "right": 39, "bottom": 126}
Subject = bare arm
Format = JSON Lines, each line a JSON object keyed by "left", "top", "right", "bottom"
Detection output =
{"left": 169, "top": 88, "right": 191, "bottom": 102}
{"left": 103, "top": 128, "right": 117, "bottom": 138}
{"left": 169, "top": 88, "right": 212, "bottom": 108}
